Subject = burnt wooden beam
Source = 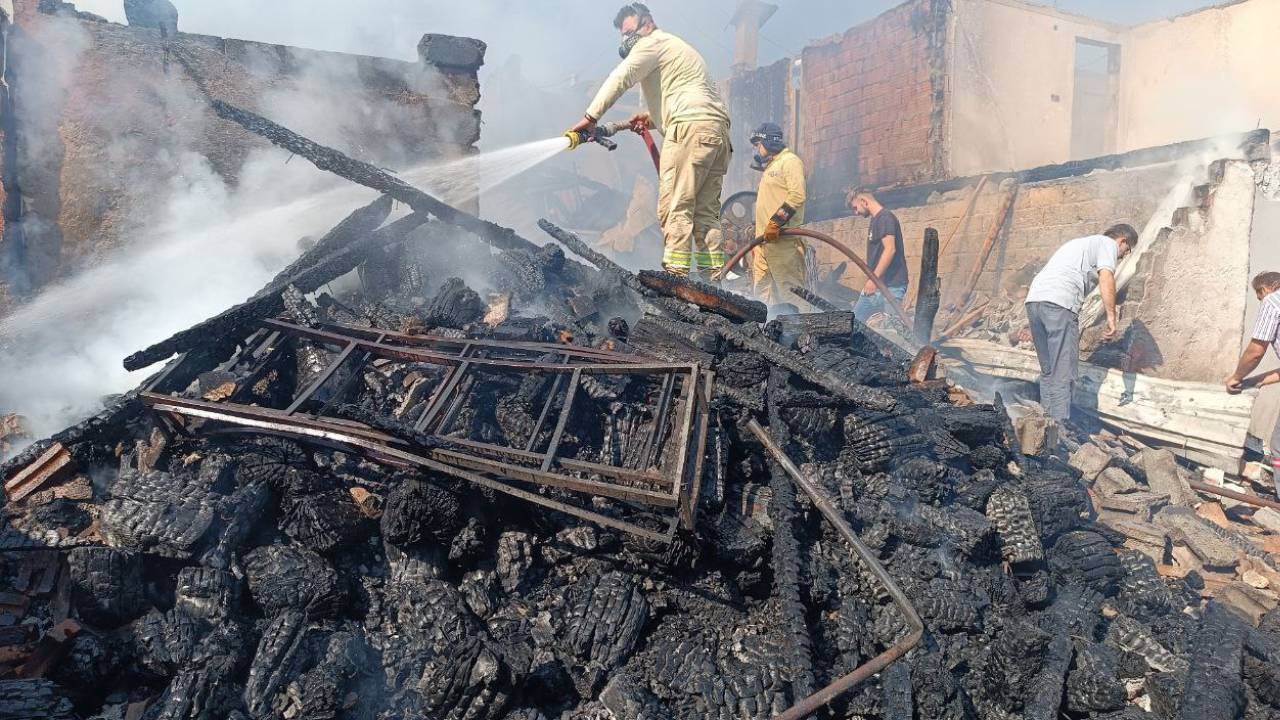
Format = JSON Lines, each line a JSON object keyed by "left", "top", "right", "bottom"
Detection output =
{"left": 123, "top": 211, "right": 431, "bottom": 371}
{"left": 636, "top": 270, "right": 766, "bottom": 324}
{"left": 707, "top": 316, "right": 897, "bottom": 412}
{"left": 915, "top": 227, "right": 941, "bottom": 344}
{"left": 211, "top": 99, "right": 538, "bottom": 255}
{"left": 791, "top": 287, "right": 840, "bottom": 313}
{"left": 268, "top": 194, "right": 393, "bottom": 287}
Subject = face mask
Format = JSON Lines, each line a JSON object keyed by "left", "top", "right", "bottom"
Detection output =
{"left": 619, "top": 32, "right": 641, "bottom": 59}
{"left": 751, "top": 151, "right": 770, "bottom": 171}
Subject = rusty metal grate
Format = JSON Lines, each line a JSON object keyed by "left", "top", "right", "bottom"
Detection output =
{"left": 141, "top": 319, "right": 712, "bottom": 543}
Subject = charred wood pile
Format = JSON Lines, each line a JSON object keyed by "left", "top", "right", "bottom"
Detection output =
{"left": 0, "top": 103, "right": 1277, "bottom": 720}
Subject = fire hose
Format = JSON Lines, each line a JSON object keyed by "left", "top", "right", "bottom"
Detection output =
{"left": 574, "top": 121, "right": 662, "bottom": 172}
{"left": 575, "top": 127, "right": 914, "bottom": 330}
{"left": 721, "top": 228, "right": 914, "bottom": 330}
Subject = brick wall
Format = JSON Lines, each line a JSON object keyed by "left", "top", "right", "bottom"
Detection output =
{"left": 803, "top": 162, "right": 1184, "bottom": 318}
{"left": 0, "top": 4, "right": 483, "bottom": 304}
{"left": 799, "top": 0, "right": 948, "bottom": 222}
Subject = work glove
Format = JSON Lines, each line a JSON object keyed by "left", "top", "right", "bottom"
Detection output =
{"left": 563, "top": 130, "right": 582, "bottom": 150}
{"left": 764, "top": 203, "right": 796, "bottom": 242}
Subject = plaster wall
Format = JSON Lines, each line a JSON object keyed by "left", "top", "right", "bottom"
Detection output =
{"left": 947, "top": 0, "right": 1121, "bottom": 177}
{"left": 1119, "top": 0, "right": 1280, "bottom": 154}
{"left": 1125, "top": 160, "right": 1256, "bottom": 382}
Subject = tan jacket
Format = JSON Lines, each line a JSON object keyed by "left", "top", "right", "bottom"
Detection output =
{"left": 754, "top": 149, "right": 806, "bottom": 237}
{"left": 585, "top": 29, "right": 729, "bottom": 135}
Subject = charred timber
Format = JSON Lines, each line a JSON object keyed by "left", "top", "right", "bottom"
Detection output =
{"left": 791, "top": 286, "right": 840, "bottom": 313}
{"left": 537, "top": 219, "right": 645, "bottom": 295}
{"left": 636, "top": 271, "right": 767, "bottom": 324}
{"left": 269, "top": 195, "right": 393, "bottom": 287}
{"left": 123, "top": 212, "right": 430, "bottom": 371}
{"left": 0, "top": 391, "right": 142, "bottom": 482}
{"left": 764, "top": 369, "right": 817, "bottom": 703}
{"left": 212, "top": 99, "right": 539, "bottom": 255}
{"left": 707, "top": 317, "right": 897, "bottom": 412}
{"left": 915, "top": 227, "right": 941, "bottom": 344}
{"left": 537, "top": 220, "right": 710, "bottom": 326}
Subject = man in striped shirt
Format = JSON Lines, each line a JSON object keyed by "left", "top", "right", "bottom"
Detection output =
{"left": 1227, "top": 272, "right": 1280, "bottom": 492}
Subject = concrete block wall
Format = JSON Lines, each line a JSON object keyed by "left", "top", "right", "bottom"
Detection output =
{"left": 797, "top": 0, "right": 948, "bottom": 221}
{"left": 0, "top": 1, "right": 483, "bottom": 305}
{"left": 804, "top": 163, "right": 1182, "bottom": 313}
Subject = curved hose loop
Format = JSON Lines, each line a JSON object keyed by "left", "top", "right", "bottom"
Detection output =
{"left": 719, "top": 228, "right": 913, "bottom": 330}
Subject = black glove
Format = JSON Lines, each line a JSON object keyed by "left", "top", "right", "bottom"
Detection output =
{"left": 770, "top": 203, "right": 797, "bottom": 227}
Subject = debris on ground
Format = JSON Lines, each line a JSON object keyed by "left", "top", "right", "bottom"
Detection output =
{"left": 0, "top": 105, "right": 1278, "bottom": 720}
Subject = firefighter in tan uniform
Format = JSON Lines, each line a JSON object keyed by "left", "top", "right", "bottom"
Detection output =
{"left": 749, "top": 123, "right": 807, "bottom": 311}
{"left": 567, "top": 3, "right": 731, "bottom": 281}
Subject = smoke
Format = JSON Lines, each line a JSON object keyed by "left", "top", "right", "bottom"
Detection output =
{"left": 0, "top": 9, "right": 570, "bottom": 450}
{"left": 0, "top": 148, "right": 377, "bottom": 440}
{"left": 1, "top": 15, "right": 92, "bottom": 296}
{"left": 0, "top": 0, "right": 1234, "bottom": 451}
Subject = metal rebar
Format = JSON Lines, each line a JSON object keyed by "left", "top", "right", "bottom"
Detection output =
{"left": 1189, "top": 480, "right": 1280, "bottom": 511}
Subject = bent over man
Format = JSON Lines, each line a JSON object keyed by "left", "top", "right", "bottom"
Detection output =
{"left": 749, "top": 123, "right": 807, "bottom": 311}
{"left": 1226, "top": 272, "right": 1280, "bottom": 494}
{"left": 567, "top": 3, "right": 732, "bottom": 281}
{"left": 1024, "top": 224, "right": 1136, "bottom": 422}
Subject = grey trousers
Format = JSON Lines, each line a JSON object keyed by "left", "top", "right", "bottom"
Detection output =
{"left": 1026, "top": 301, "right": 1079, "bottom": 422}
{"left": 1271, "top": 416, "right": 1280, "bottom": 494}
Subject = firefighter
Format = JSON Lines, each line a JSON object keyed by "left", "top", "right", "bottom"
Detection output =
{"left": 748, "top": 123, "right": 807, "bottom": 312}
{"left": 566, "top": 3, "right": 731, "bottom": 281}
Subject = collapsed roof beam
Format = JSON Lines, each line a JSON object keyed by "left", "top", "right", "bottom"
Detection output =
{"left": 122, "top": 208, "right": 430, "bottom": 371}
{"left": 210, "top": 99, "right": 541, "bottom": 255}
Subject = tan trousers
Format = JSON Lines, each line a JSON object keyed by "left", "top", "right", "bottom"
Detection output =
{"left": 657, "top": 120, "right": 731, "bottom": 280}
{"left": 751, "top": 237, "right": 807, "bottom": 307}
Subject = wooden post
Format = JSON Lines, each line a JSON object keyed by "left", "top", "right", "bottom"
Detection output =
{"left": 915, "top": 228, "right": 941, "bottom": 344}
{"left": 954, "top": 181, "right": 1019, "bottom": 313}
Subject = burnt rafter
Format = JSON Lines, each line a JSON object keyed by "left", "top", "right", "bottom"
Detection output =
{"left": 210, "top": 99, "right": 545, "bottom": 257}
{"left": 123, "top": 206, "right": 431, "bottom": 372}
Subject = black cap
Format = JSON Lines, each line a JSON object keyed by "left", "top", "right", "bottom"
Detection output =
{"left": 750, "top": 123, "right": 786, "bottom": 152}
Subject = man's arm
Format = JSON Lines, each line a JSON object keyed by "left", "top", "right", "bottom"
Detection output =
{"left": 1099, "top": 268, "right": 1119, "bottom": 340}
{"left": 1227, "top": 339, "right": 1271, "bottom": 392}
{"left": 1241, "top": 368, "right": 1280, "bottom": 390}
{"left": 582, "top": 41, "right": 660, "bottom": 125}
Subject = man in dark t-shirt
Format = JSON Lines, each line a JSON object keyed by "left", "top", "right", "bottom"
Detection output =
{"left": 849, "top": 189, "right": 909, "bottom": 320}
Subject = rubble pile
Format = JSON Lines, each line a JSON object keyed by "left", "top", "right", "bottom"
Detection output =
{"left": 0, "top": 103, "right": 1277, "bottom": 720}
{"left": 1061, "top": 424, "right": 1280, "bottom": 626}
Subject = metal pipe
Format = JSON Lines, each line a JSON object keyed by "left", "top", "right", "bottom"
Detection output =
{"left": 1189, "top": 480, "right": 1280, "bottom": 511}
{"left": 746, "top": 419, "right": 924, "bottom": 720}
{"left": 720, "top": 228, "right": 913, "bottom": 329}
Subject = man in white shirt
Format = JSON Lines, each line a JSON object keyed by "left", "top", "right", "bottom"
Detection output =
{"left": 1227, "top": 272, "right": 1280, "bottom": 493}
{"left": 566, "top": 3, "right": 732, "bottom": 282}
{"left": 1024, "top": 224, "right": 1137, "bottom": 422}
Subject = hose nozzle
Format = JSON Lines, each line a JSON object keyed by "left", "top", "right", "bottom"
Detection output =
{"left": 565, "top": 127, "right": 618, "bottom": 152}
